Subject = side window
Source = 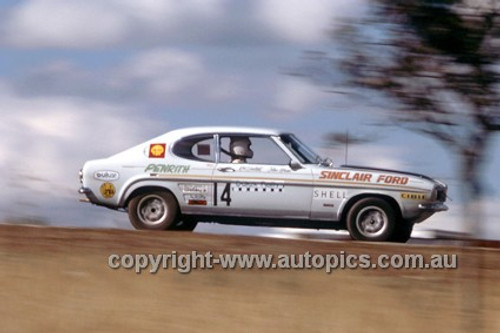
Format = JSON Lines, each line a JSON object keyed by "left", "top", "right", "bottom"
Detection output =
{"left": 219, "top": 136, "right": 290, "bottom": 165}
{"left": 172, "top": 135, "right": 215, "bottom": 162}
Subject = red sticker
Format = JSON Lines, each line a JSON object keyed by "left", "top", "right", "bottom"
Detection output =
{"left": 188, "top": 200, "right": 207, "bottom": 206}
{"left": 149, "top": 143, "right": 166, "bottom": 158}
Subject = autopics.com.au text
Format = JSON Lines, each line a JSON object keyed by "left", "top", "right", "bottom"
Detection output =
{"left": 108, "top": 251, "right": 458, "bottom": 274}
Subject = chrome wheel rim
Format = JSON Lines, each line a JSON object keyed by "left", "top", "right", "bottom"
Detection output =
{"left": 356, "top": 206, "right": 388, "bottom": 238}
{"left": 137, "top": 195, "right": 168, "bottom": 226}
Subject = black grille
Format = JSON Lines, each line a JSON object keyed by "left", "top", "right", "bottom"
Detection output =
{"left": 436, "top": 188, "right": 447, "bottom": 202}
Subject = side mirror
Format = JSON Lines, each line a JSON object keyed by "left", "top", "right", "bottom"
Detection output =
{"left": 289, "top": 161, "right": 303, "bottom": 171}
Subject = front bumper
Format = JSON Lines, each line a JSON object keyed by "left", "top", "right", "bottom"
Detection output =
{"left": 418, "top": 202, "right": 448, "bottom": 212}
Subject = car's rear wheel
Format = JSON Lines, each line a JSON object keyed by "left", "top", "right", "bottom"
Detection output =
{"left": 128, "top": 191, "right": 179, "bottom": 230}
{"left": 171, "top": 219, "right": 198, "bottom": 231}
{"left": 347, "top": 197, "right": 396, "bottom": 241}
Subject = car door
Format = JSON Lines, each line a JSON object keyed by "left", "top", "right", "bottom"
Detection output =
{"left": 211, "top": 135, "right": 313, "bottom": 219}
{"left": 170, "top": 134, "right": 217, "bottom": 215}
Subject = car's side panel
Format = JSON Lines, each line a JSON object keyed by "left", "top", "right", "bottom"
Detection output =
{"left": 211, "top": 163, "right": 314, "bottom": 219}
{"left": 311, "top": 168, "right": 435, "bottom": 221}
{"left": 119, "top": 161, "right": 216, "bottom": 214}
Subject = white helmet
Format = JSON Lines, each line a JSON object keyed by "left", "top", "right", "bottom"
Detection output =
{"left": 230, "top": 137, "right": 253, "bottom": 159}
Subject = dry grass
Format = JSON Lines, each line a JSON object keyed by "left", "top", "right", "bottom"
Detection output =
{"left": 0, "top": 225, "right": 499, "bottom": 333}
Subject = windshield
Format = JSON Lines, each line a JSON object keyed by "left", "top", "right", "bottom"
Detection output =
{"left": 280, "top": 134, "right": 323, "bottom": 164}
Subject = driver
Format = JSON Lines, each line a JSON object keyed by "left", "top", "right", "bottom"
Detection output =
{"left": 229, "top": 137, "right": 253, "bottom": 163}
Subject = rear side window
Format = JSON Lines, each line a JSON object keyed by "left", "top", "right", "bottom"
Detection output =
{"left": 172, "top": 135, "right": 215, "bottom": 162}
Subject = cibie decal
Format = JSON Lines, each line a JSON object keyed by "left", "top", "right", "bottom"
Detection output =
{"left": 149, "top": 143, "right": 166, "bottom": 158}
{"left": 401, "top": 193, "right": 426, "bottom": 200}
{"left": 145, "top": 164, "right": 190, "bottom": 174}
{"left": 94, "top": 170, "right": 120, "bottom": 181}
{"left": 100, "top": 182, "right": 116, "bottom": 199}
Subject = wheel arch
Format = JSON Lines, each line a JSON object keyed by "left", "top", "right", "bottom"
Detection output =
{"left": 340, "top": 193, "right": 402, "bottom": 224}
{"left": 123, "top": 185, "right": 181, "bottom": 214}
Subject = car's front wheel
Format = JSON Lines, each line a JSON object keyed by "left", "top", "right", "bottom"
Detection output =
{"left": 347, "top": 197, "right": 396, "bottom": 241}
{"left": 128, "top": 191, "right": 179, "bottom": 230}
{"left": 390, "top": 220, "right": 413, "bottom": 243}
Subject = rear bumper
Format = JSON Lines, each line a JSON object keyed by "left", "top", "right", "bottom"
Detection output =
{"left": 78, "top": 187, "right": 122, "bottom": 211}
{"left": 79, "top": 187, "right": 99, "bottom": 204}
{"left": 418, "top": 202, "right": 448, "bottom": 212}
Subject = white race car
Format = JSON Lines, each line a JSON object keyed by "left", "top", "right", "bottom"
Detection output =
{"left": 79, "top": 127, "right": 448, "bottom": 242}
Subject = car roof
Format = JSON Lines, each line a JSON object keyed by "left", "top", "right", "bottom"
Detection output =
{"left": 110, "top": 126, "right": 288, "bottom": 159}
{"left": 164, "top": 126, "right": 285, "bottom": 140}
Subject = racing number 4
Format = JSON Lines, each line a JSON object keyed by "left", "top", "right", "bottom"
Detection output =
{"left": 221, "top": 183, "right": 232, "bottom": 206}
{"left": 214, "top": 182, "right": 232, "bottom": 206}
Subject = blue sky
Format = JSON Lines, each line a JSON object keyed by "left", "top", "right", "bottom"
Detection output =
{"left": 1, "top": 0, "right": 499, "bottom": 238}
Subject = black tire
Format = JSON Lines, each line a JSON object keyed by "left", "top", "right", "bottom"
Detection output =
{"left": 128, "top": 191, "right": 179, "bottom": 230}
{"left": 347, "top": 197, "right": 396, "bottom": 241}
{"left": 390, "top": 220, "right": 414, "bottom": 243}
{"left": 170, "top": 219, "right": 198, "bottom": 231}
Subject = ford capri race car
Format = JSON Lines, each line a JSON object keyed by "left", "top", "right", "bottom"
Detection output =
{"left": 79, "top": 127, "right": 448, "bottom": 242}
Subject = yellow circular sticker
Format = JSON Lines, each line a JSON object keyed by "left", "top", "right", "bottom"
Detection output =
{"left": 150, "top": 144, "right": 165, "bottom": 157}
{"left": 100, "top": 182, "right": 116, "bottom": 199}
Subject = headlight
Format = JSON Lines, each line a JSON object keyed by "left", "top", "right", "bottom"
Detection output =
{"left": 433, "top": 185, "right": 447, "bottom": 202}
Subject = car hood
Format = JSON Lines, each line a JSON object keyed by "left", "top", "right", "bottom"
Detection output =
{"left": 339, "top": 164, "right": 439, "bottom": 184}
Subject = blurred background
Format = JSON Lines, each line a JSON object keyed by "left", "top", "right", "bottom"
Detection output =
{"left": 0, "top": 0, "right": 499, "bottom": 239}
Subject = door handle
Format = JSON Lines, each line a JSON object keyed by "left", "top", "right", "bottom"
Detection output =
{"left": 217, "top": 167, "right": 235, "bottom": 173}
